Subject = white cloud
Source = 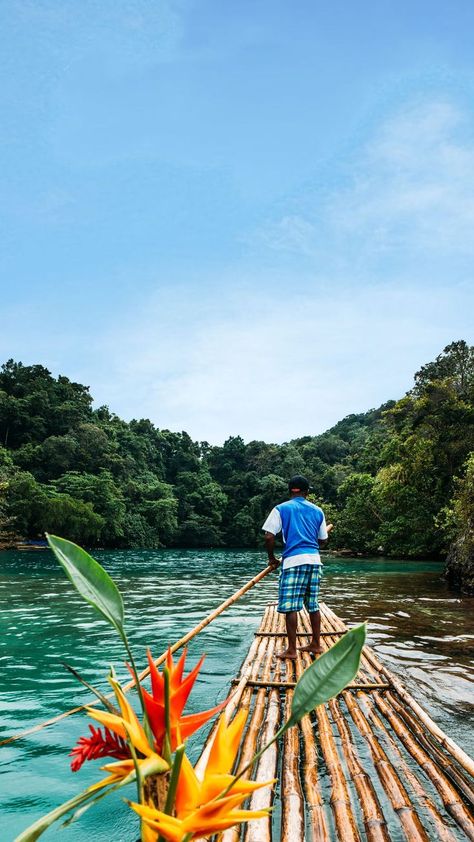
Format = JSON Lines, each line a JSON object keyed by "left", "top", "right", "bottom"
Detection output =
{"left": 258, "top": 99, "right": 474, "bottom": 262}
{"left": 89, "top": 278, "right": 473, "bottom": 444}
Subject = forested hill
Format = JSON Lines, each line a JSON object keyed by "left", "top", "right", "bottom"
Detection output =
{"left": 0, "top": 341, "right": 473, "bottom": 570}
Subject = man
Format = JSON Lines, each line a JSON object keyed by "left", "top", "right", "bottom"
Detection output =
{"left": 262, "top": 475, "right": 332, "bottom": 659}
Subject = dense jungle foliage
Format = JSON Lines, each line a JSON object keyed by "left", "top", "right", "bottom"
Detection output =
{"left": 0, "top": 340, "right": 473, "bottom": 561}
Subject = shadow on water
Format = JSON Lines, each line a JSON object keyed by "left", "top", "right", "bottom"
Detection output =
{"left": 0, "top": 548, "right": 473, "bottom": 840}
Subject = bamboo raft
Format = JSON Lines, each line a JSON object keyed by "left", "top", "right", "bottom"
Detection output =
{"left": 196, "top": 602, "right": 474, "bottom": 842}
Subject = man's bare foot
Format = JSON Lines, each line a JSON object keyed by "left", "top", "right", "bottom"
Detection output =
{"left": 276, "top": 648, "right": 297, "bottom": 660}
{"left": 298, "top": 642, "right": 323, "bottom": 654}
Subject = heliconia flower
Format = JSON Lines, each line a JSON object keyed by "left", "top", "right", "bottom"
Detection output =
{"left": 70, "top": 724, "right": 131, "bottom": 772}
{"left": 84, "top": 676, "right": 168, "bottom": 789}
{"left": 143, "top": 648, "right": 230, "bottom": 752}
{"left": 130, "top": 709, "right": 274, "bottom": 842}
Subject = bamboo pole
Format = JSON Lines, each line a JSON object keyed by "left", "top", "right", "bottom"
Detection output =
{"left": 0, "top": 566, "right": 274, "bottom": 747}
{"left": 386, "top": 690, "right": 474, "bottom": 805}
{"left": 322, "top": 603, "right": 474, "bottom": 780}
{"left": 320, "top": 606, "right": 474, "bottom": 839}
{"left": 232, "top": 680, "right": 390, "bottom": 690}
{"left": 342, "top": 689, "right": 430, "bottom": 841}
{"left": 294, "top": 656, "right": 331, "bottom": 841}
{"left": 195, "top": 608, "right": 277, "bottom": 842}
{"left": 298, "top": 638, "right": 361, "bottom": 841}
{"left": 280, "top": 661, "right": 305, "bottom": 842}
{"left": 308, "top": 614, "right": 430, "bottom": 842}
{"left": 244, "top": 688, "right": 280, "bottom": 842}
{"left": 328, "top": 698, "right": 390, "bottom": 842}
{"left": 374, "top": 692, "right": 474, "bottom": 840}
{"left": 220, "top": 627, "right": 278, "bottom": 842}
{"left": 359, "top": 693, "right": 459, "bottom": 842}
{"left": 245, "top": 608, "right": 283, "bottom": 842}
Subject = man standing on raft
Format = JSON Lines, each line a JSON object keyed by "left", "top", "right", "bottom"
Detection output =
{"left": 262, "top": 475, "right": 332, "bottom": 660}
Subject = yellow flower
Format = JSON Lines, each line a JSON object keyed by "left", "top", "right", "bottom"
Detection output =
{"left": 85, "top": 676, "right": 168, "bottom": 790}
{"left": 130, "top": 710, "right": 274, "bottom": 842}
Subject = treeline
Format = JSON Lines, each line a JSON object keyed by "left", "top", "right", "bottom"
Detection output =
{"left": 0, "top": 341, "right": 473, "bottom": 561}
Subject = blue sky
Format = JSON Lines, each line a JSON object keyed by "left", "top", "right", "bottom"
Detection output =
{"left": 1, "top": 0, "right": 473, "bottom": 443}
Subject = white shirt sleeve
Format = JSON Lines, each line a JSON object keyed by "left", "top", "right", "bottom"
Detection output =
{"left": 262, "top": 508, "right": 282, "bottom": 535}
{"left": 318, "top": 515, "right": 328, "bottom": 540}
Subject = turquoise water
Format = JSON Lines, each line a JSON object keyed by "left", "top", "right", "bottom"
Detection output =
{"left": 1, "top": 549, "right": 473, "bottom": 841}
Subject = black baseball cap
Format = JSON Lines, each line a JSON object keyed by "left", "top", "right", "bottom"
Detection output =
{"left": 288, "top": 475, "right": 311, "bottom": 493}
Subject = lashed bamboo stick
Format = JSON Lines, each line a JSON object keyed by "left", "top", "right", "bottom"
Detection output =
{"left": 245, "top": 609, "right": 283, "bottom": 842}
{"left": 322, "top": 603, "right": 474, "bottom": 780}
{"left": 298, "top": 639, "right": 361, "bottom": 841}
{"left": 0, "top": 565, "right": 274, "bottom": 747}
{"left": 221, "top": 635, "right": 277, "bottom": 842}
{"left": 244, "top": 688, "right": 280, "bottom": 842}
{"left": 233, "top": 680, "right": 390, "bottom": 690}
{"left": 328, "top": 698, "right": 390, "bottom": 842}
{"left": 359, "top": 693, "right": 459, "bottom": 842}
{"left": 386, "top": 690, "right": 474, "bottom": 806}
{"left": 308, "top": 614, "right": 430, "bottom": 841}
{"left": 280, "top": 663, "right": 305, "bottom": 841}
{"left": 294, "top": 656, "right": 330, "bottom": 841}
{"left": 194, "top": 608, "right": 277, "bottom": 842}
{"left": 314, "top": 699, "right": 361, "bottom": 841}
{"left": 320, "top": 605, "right": 474, "bottom": 839}
{"left": 342, "top": 689, "right": 430, "bottom": 841}
{"left": 374, "top": 692, "right": 474, "bottom": 840}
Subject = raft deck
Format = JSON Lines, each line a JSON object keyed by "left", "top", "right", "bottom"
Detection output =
{"left": 197, "top": 603, "right": 474, "bottom": 841}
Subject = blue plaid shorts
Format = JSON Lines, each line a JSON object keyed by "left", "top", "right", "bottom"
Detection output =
{"left": 278, "top": 564, "right": 322, "bottom": 613}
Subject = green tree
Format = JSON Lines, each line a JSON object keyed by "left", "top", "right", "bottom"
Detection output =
{"left": 53, "top": 471, "right": 126, "bottom": 545}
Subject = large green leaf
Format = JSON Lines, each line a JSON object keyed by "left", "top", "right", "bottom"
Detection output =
{"left": 46, "top": 534, "right": 125, "bottom": 635}
{"left": 289, "top": 623, "right": 366, "bottom": 725}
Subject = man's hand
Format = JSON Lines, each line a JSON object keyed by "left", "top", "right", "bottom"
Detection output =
{"left": 264, "top": 531, "right": 280, "bottom": 569}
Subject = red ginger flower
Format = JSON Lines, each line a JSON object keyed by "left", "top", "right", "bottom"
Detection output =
{"left": 143, "top": 648, "right": 229, "bottom": 753}
{"left": 70, "top": 649, "right": 228, "bottom": 773}
{"left": 70, "top": 724, "right": 131, "bottom": 772}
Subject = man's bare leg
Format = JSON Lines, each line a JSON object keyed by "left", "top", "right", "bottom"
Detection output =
{"left": 299, "top": 609, "right": 323, "bottom": 654}
{"left": 277, "top": 611, "right": 298, "bottom": 659}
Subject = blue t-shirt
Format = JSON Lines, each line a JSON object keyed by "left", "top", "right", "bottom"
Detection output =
{"left": 276, "top": 497, "right": 325, "bottom": 560}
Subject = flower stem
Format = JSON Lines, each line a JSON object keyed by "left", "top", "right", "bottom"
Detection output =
{"left": 120, "top": 631, "right": 154, "bottom": 746}
{"left": 157, "top": 744, "right": 185, "bottom": 842}
{"left": 163, "top": 667, "right": 172, "bottom": 765}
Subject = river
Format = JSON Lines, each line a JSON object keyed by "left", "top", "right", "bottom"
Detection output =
{"left": 1, "top": 549, "right": 473, "bottom": 840}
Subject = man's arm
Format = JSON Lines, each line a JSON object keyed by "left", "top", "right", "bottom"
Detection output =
{"left": 262, "top": 507, "right": 282, "bottom": 568}
{"left": 318, "top": 521, "right": 333, "bottom": 548}
{"left": 264, "top": 531, "right": 281, "bottom": 568}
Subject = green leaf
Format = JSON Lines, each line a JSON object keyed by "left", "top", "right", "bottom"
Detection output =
{"left": 289, "top": 623, "right": 366, "bottom": 726}
{"left": 61, "top": 661, "right": 120, "bottom": 714}
{"left": 46, "top": 534, "right": 124, "bottom": 635}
